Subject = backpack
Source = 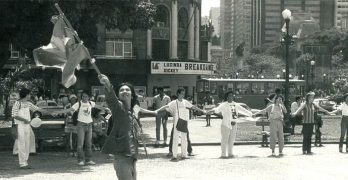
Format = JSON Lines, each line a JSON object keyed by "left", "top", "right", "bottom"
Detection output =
{"left": 72, "top": 101, "right": 92, "bottom": 125}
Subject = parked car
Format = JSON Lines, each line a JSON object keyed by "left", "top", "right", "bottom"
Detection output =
{"left": 33, "top": 100, "right": 64, "bottom": 118}
{"left": 313, "top": 98, "right": 337, "bottom": 112}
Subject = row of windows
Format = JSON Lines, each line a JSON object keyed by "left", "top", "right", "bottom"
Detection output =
{"left": 105, "top": 39, "right": 133, "bottom": 58}
{"left": 197, "top": 82, "right": 302, "bottom": 95}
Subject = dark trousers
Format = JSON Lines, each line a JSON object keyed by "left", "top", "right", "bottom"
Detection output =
{"left": 314, "top": 126, "right": 322, "bottom": 146}
{"left": 169, "top": 126, "right": 192, "bottom": 154}
{"left": 156, "top": 111, "right": 168, "bottom": 142}
{"left": 206, "top": 115, "right": 211, "bottom": 126}
{"left": 114, "top": 156, "right": 137, "bottom": 180}
{"left": 339, "top": 116, "right": 348, "bottom": 148}
{"left": 302, "top": 123, "right": 314, "bottom": 153}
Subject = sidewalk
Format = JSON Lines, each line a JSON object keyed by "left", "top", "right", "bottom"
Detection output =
{"left": 1, "top": 144, "right": 347, "bottom": 180}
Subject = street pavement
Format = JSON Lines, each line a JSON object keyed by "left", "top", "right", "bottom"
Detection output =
{"left": 1, "top": 116, "right": 347, "bottom": 180}
{"left": 1, "top": 144, "right": 348, "bottom": 180}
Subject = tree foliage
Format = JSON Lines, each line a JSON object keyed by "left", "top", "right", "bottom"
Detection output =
{"left": 0, "top": 0, "right": 156, "bottom": 69}
{"left": 243, "top": 54, "right": 285, "bottom": 78}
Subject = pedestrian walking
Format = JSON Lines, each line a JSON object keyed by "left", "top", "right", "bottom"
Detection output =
{"left": 331, "top": 93, "right": 348, "bottom": 152}
{"left": 54, "top": 90, "right": 106, "bottom": 166}
{"left": 156, "top": 88, "right": 205, "bottom": 161}
{"left": 152, "top": 87, "right": 171, "bottom": 147}
{"left": 203, "top": 91, "right": 214, "bottom": 126}
{"left": 254, "top": 95, "right": 286, "bottom": 156}
{"left": 292, "top": 92, "right": 331, "bottom": 155}
{"left": 11, "top": 88, "right": 50, "bottom": 169}
{"left": 207, "top": 91, "right": 252, "bottom": 158}
{"left": 98, "top": 74, "right": 155, "bottom": 180}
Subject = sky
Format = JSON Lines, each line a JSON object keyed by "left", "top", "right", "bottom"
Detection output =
{"left": 201, "top": 0, "right": 220, "bottom": 17}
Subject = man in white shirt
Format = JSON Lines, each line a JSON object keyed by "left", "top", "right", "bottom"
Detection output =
{"left": 207, "top": 91, "right": 252, "bottom": 158}
{"left": 156, "top": 88, "right": 205, "bottom": 161}
{"left": 153, "top": 87, "right": 171, "bottom": 147}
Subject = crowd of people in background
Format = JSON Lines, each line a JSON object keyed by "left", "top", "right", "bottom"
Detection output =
{"left": 9, "top": 80, "right": 348, "bottom": 180}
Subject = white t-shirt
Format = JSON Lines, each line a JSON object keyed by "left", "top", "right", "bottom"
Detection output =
{"left": 213, "top": 102, "right": 252, "bottom": 129}
{"left": 133, "top": 104, "right": 141, "bottom": 119}
{"left": 338, "top": 103, "right": 348, "bottom": 116}
{"left": 72, "top": 101, "right": 95, "bottom": 123}
{"left": 167, "top": 99, "right": 193, "bottom": 121}
{"left": 11, "top": 101, "right": 39, "bottom": 125}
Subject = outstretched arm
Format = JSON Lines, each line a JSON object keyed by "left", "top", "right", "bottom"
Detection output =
{"left": 292, "top": 103, "right": 306, "bottom": 116}
{"left": 254, "top": 105, "right": 271, "bottom": 116}
{"left": 190, "top": 105, "right": 206, "bottom": 114}
{"left": 139, "top": 107, "right": 157, "bottom": 116}
{"left": 314, "top": 103, "right": 331, "bottom": 115}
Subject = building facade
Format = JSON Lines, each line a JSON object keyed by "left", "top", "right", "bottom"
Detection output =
{"left": 3, "top": 0, "right": 215, "bottom": 102}
{"left": 209, "top": 7, "right": 220, "bottom": 37}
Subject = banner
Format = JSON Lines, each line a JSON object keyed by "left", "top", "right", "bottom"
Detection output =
{"left": 151, "top": 61, "right": 216, "bottom": 75}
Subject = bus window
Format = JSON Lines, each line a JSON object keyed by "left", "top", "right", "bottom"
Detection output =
{"left": 197, "top": 81, "right": 204, "bottom": 93}
{"left": 210, "top": 82, "right": 217, "bottom": 94}
{"left": 237, "top": 83, "right": 250, "bottom": 94}
{"left": 204, "top": 82, "right": 209, "bottom": 92}
{"left": 251, "top": 83, "right": 265, "bottom": 94}
{"left": 227, "top": 83, "right": 233, "bottom": 91}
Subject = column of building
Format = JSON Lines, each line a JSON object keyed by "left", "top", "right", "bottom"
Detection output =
{"left": 188, "top": 1, "right": 195, "bottom": 60}
{"left": 170, "top": 0, "right": 178, "bottom": 60}
{"left": 194, "top": 4, "right": 200, "bottom": 60}
{"left": 147, "top": 0, "right": 152, "bottom": 59}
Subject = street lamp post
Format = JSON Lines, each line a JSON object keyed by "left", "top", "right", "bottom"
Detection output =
{"left": 323, "top": 73, "right": 327, "bottom": 90}
{"left": 281, "top": 9, "right": 292, "bottom": 128}
{"left": 282, "top": 69, "right": 286, "bottom": 79}
{"left": 310, "top": 60, "right": 315, "bottom": 91}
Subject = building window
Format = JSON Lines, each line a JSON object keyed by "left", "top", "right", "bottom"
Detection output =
{"left": 155, "top": 5, "right": 170, "bottom": 27}
{"left": 105, "top": 39, "right": 133, "bottom": 58}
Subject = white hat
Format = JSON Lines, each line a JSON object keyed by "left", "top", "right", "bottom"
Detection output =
{"left": 69, "top": 94, "right": 77, "bottom": 99}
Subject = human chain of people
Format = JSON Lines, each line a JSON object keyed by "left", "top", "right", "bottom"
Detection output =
{"left": 11, "top": 74, "right": 348, "bottom": 180}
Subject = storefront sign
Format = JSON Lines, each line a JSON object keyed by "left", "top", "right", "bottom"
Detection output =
{"left": 151, "top": 61, "right": 216, "bottom": 75}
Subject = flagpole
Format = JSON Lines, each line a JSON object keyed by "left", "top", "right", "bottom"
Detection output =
{"left": 55, "top": 3, "right": 102, "bottom": 76}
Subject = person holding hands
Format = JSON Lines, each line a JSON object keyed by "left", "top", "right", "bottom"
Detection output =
{"left": 254, "top": 95, "right": 287, "bottom": 156}
{"left": 207, "top": 91, "right": 252, "bottom": 158}
{"left": 292, "top": 92, "right": 332, "bottom": 155}
{"left": 156, "top": 88, "right": 205, "bottom": 161}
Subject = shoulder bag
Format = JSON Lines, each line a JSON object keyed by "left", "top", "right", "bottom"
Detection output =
{"left": 176, "top": 100, "right": 188, "bottom": 133}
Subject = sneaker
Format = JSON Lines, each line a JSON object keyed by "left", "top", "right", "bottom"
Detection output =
{"left": 188, "top": 153, "right": 195, "bottom": 156}
{"left": 170, "top": 158, "right": 178, "bottom": 162}
{"left": 219, "top": 156, "right": 228, "bottom": 159}
{"left": 20, "top": 165, "right": 31, "bottom": 169}
{"left": 167, "top": 152, "right": 173, "bottom": 157}
{"left": 307, "top": 152, "right": 314, "bottom": 155}
{"left": 77, "top": 161, "right": 85, "bottom": 166}
{"left": 85, "top": 161, "right": 96, "bottom": 165}
{"left": 279, "top": 152, "right": 284, "bottom": 156}
{"left": 303, "top": 151, "right": 307, "bottom": 155}
{"left": 181, "top": 156, "right": 189, "bottom": 160}
{"left": 339, "top": 147, "right": 343, "bottom": 153}
{"left": 228, "top": 154, "right": 235, "bottom": 158}
{"left": 271, "top": 152, "right": 276, "bottom": 156}
{"left": 154, "top": 140, "right": 160, "bottom": 147}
